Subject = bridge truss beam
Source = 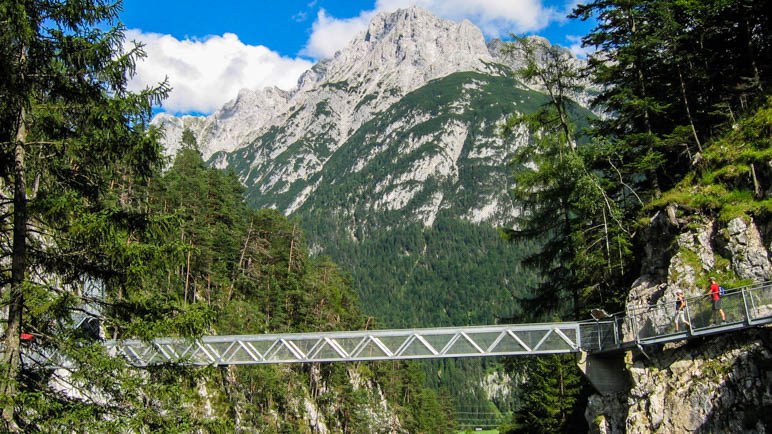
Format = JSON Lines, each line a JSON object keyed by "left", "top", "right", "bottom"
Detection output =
{"left": 105, "top": 323, "right": 582, "bottom": 366}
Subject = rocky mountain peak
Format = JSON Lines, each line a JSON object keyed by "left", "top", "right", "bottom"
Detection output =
{"left": 155, "top": 7, "right": 500, "bottom": 160}
{"left": 151, "top": 8, "right": 603, "bottom": 231}
{"left": 153, "top": 7, "right": 599, "bottom": 227}
{"left": 307, "top": 6, "right": 492, "bottom": 93}
{"left": 154, "top": 85, "right": 290, "bottom": 158}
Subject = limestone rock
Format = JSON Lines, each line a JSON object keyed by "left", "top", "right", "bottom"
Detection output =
{"left": 154, "top": 6, "right": 497, "bottom": 162}
{"left": 720, "top": 217, "right": 772, "bottom": 281}
{"left": 588, "top": 330, "right": 772, "bottom": 433}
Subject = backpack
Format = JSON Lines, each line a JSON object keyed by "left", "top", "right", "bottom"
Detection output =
{"left": 675, "top": 298, "right": 685, "bottom": 311}
{"left": 719, "top": 286, "right": 726, "bottom": 297}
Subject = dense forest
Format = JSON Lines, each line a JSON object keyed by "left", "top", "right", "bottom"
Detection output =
{"left": 1, "top": 0, "right": 770, "bottom": 432}
{"left": 150, "top": 145, "right": 457, "bottom": 432}
{"left": 0, "top": 2, "right": 455, "bottom": 432}
{"left": 499, "top": 0, "right": 771, "bottom": 432}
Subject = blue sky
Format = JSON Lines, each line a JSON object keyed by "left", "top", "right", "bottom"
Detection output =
{"left": 120, "top": 0, "right": 594, "bottom": 115}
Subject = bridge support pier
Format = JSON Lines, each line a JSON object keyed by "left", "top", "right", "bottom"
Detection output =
{"left": 576, "top": 351, "right": 629, "bottom": 396}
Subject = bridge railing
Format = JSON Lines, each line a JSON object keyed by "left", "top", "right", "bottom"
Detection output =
{"left": 583, "top": 281, "right": 772, "bottom": 352}
{"left": 11, "top": 282, "right": 772, "bottom": 365}
{"left": 743, "top": 281, "right": 772, "bottom": 321}
{"left": 578, "top": 316, "right": 624, "bottom": 352}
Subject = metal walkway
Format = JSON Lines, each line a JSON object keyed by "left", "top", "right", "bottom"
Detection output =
{"left": 101, "top": 280, "right": 772, "bottom": 366}
{"left": 581, "top": 280, "right": 772, "bottom": 353}
{"left": 106, "top": 322, "right": 583, "bottom": 366}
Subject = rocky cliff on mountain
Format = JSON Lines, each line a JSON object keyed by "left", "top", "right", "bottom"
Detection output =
{"left": 207, "top": 364, "right": 406, "bottom": 433}
{"left": 587, "top": 212, "right": 772, "bottom": 433}
{"left": 588, "top": 329, "right": 772, "bottom": 433}
{"left": 154, "top": 86, "right": 291, "bottom": 158}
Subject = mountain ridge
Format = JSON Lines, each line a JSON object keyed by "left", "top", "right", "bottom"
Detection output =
{"left": 154, "top": 7, "right": 591, "bottom": 229}
{"left": 155, "top": 6, "right": 500, "bottom": 159}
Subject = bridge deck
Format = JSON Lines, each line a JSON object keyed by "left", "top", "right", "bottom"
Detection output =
{"left": 106, "top": 322, "right": 583, "bottom": 366}
{"left": 6, "top": 281, "right": 768, "bottom": 366}
{"left": 100, "top": 280, "right": 772, "bottom": 366}
{"left": 580, "top": 280, "right": 772, "bottom": 352}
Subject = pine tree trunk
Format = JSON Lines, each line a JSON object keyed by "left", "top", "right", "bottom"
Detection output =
{"left": 2, "top": 106, "right": 28, "bottom": 433}
{"left": 288, "top": 224, "right": 296, "bottom": 273}
{"left": 562, "top": 197, "right": 579, "bottom": 320}
{"left": 628, "top": 5, "right": 661, "bottom": 196}
{"left": 185, "top": 244, "right": 192, "bottom": 303}
{"left": 675, "top": 60, "right": 702, "bottom": 153}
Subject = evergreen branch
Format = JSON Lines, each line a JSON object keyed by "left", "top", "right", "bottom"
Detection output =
{"left": 607, "top": 158, "right": 644, "bottom": 206}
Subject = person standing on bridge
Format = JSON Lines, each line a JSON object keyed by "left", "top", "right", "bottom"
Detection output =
{"left": 674, "top": 289, "right": 691, "bottom": 331}
{"left": 708, "top": 277, "right": 727, "bottom": 324}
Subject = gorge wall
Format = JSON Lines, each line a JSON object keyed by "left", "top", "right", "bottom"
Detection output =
{"left": 587, "top": 212, "right": 772, "bottom": 433}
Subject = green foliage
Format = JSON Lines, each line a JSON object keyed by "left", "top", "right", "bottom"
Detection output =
{"left": 371, "top": 361, "right": 457, "bottom": 434}
{"left": 180, "top": 128, "right": 200, "bottom": 151}
{"left": 1, "top": 3, "right": 451, "bottom": 431}
{"left": 502, "top": 36, "right": 584, "bottom": 148}
{"left": 0, "top": 1, "right": 221, "bottom": 431}
{"left": 646, "top": 98, "right": 772, "bottom": 222}
{"left": 508, "top": 3, "right": 772, "bottom": 429}
{"left": 501, "top": 36, "right": 632, "bottom": 323}
{"left": 503, "top": 355, "right": 588, "bottom": 434}
{"left": 148, "top": 148, "right": 453, "bottom": 431}
{"left": 303, "top": 215, "right": 536, "bottom": 328}
{"left": 572, "top": 0, "right": 771, "bottom": 196}
{"left": 300, "top": 211, "right": 534, "bottom": 421}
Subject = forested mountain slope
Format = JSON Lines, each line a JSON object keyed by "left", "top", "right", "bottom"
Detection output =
{"left": 157, "top": 9, "right": 594, "bottom": 330}
{"left": 147, "top": 147, "right": 457, "bottom": 432}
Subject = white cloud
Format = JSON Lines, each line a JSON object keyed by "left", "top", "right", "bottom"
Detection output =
{"left": 300, "top": 9, "right": 376, "bottom": 59}
{"left": 566, "top": 34, "right": 594, "bottom": 59}
{"left": 292, "top": 10, "right": 309, "bottom": 22}
{"left": 127, "top": 1, "right": 572, "bottom": 115}
{"left": 125, "top": 30, "right": 313, "bottom": 114}
{"left": 377, "top": 0, "right": 558, "bottom": 36}
{"left": 300, "top": 0, "right": 562, "bottom": 60}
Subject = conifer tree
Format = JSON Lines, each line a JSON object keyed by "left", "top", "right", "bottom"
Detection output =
{"left": 572, "top": 0, "right": 771, "bottom": 196}
{"left": 501, "top": 36, "right": 630, "bottom": 319}
{"left": 500, "top": 36, "right": 621, "bottom": 434}
{"left": 505, "top": 355, "right": 585, "bottom": 434}
{"left": 0, "top": 1, "right": 210, "bottom": 430}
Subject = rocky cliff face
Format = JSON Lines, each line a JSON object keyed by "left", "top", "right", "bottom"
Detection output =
{"left": 153, "top": 86, "right": 292, "bottom": 158}
{"left": 202, "top": 364, "right": 406, "bottom": 433}
{"left": 587, "top": 212, "right": 772, "bottom": 433}
{"left": 589, "top": 330, "right": 772, "bottom": 433}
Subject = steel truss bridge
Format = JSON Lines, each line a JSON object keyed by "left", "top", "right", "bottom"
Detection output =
{"left": 104, "top": 280, "right": 772, "bottom": 367}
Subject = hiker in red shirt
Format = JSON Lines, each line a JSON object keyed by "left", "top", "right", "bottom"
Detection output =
{"left": 708, "top": 277, "right": 726, "bottom": 323}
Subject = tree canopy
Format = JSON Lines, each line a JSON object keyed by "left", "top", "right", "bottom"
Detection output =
{"left": 501, "top": 0, "right": 770, "bottom": 431}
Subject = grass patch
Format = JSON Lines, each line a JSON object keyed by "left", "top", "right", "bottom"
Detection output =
{"left": 646, "top": 99, "right": 772, "bottom": 222}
